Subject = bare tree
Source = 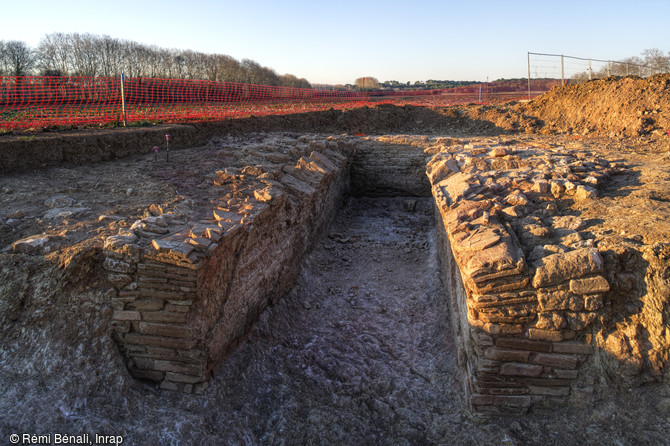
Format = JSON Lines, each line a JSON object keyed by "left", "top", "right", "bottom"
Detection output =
{"left": 0, "top": 41, "right": 6, "bottom": 75}
{"left": 2, "top": 40, "right": 35, "bottom": 76}
{"left": 37, "top": 33, "right": 71, "bottom": 75}
{"left": 28, "top": 32, "right": 310, "bottom": 87}
{"left": 642, "top": 48, "right": 670, "bottom": 73}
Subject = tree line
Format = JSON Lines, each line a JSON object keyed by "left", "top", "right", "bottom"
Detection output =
{"left": 0, "top": 33, "right": 311, "bottom": 88}
{"left": 568, "top": 48, "right": 669, "bottom": 82}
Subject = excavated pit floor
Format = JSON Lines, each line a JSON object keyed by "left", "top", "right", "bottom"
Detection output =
{"left": 2, "top": 131, "right": 670, "bottom": 444}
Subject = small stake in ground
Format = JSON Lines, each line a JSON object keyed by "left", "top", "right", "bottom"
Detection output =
{"left": 165, "top": 134, "right": 171, "bottom": 162}
{"left": 153, "top": 146, "right": 159, "bottom": 163}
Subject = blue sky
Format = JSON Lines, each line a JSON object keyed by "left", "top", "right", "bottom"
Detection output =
{"left": 1, "top": 0, "right": 668, "bottom": 84}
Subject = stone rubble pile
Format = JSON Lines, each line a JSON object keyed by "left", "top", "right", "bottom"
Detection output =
{"left": 428, "top": 138, "right": 624, "bottom": 414}
{"left": 102, "top": 134, "right": 355, "bottom": 392}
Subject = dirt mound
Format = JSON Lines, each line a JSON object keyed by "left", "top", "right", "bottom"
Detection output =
{"left": 515, "top": 74, "right": 670, "bottom": 137}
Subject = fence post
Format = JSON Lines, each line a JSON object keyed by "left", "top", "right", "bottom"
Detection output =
{"left": 607, "top": 61, "right": 611, "bottom": 77}
{"left": 120, "top": 73, "right": 127, "bottom": 127}
{"left": 588, "top": 59, "right": 592, "bottom": 80}
{"left": 527, "top": 52, "right": 531, "bottom": 99}
{"left": 561, "top": 54, "right": 565, "bottom": 85}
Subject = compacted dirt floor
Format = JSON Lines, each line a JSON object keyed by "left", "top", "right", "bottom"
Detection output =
{"left": 2, "top": 74, "right": 670, "bottom": 444}
{"left": 1, "top": 194, "right": 669, "bottom": 445}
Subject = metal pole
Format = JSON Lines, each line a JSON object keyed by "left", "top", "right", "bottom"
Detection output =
{"left": 527, "top": 52, "right": 531, "bottom": 99}
{"left": 588, "top": 59, "right": 592, "bottom": 80}
{"left": 120, "top": 73, "right": 127, "bottom": 127}
{"left": 561, "top": 55, "right": 565, "bottom": 85}
{"left": 165, "top": 134, "right": 171, "bottom": 163}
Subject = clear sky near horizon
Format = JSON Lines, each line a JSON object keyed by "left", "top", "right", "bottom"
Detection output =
{"left": 1, "top": 0, "right": 669, "bottom": 84}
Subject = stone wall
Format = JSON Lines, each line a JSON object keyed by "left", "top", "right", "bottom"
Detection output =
{"left": 428, "top": 140, "right": 619, "bottom": 415}
{"left": 350, "top": 135, "right": 432, "bottom": 197}
{"left": 104, "top": 136, "right": 354, "bottom": 392}
{"left": 96, "top": 132, "right": 668, "bottom": 413}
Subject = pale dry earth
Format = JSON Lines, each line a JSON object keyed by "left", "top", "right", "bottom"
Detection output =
{"left": 2, "top": 73, "right": 670, "bottom": 446}
{"left": 0, "top": 129, "right": 669, "bottom": 444}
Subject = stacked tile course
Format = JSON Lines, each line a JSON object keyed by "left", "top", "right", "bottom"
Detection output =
{"left": 104, "top": 135, "right": 354, "bottom": 392}
{"left": 428, "top": 140, "right": 620, "bottom": 415}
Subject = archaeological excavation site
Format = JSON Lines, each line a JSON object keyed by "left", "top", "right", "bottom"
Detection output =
{"left": 1, "top": 75, "right": 670, "bottom": 444}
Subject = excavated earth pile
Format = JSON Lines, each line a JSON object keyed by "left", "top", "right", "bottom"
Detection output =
{"left": 1, "top": 74, "right": 670, "bottom": 444}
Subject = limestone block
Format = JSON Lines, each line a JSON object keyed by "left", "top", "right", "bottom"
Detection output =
{"left": 43, "top": 206, "right": 90, "bottom": 220}
{"left": 439, "top": 172, "right": 480, "bottom": 207}
{"left": 11, "top": 233, "right": 63, "bottom": 254}
{"left": 583, "top": 294, "right": 604, "bottom": 311}
{"left": 103, "top": 258, "right": 134, "bottom": 274}
{"left": 575, "top": 185, "right": 598, "bottom": 200}
{"left": 144, "top": 216, "right": 167, "bottom": 228}
{"left": 569, "top": 275, "right": 610, "bottom": 295}
{"left": 537, "top": 289, "right": 583, "bottom": 311}
{"left": 506, "top": 192, "right": 530, "bottom": 207}
{"left": 426, "top": 153, "right": 460, "bottom": 184}
{"left": 279, "top": 173, "right": 316, "bottom": 196}
{"left": 536, "top": 312, "right": 567, "bottom": 330}
{"left": 528, "top": 328, "right": 565, "bottom": 342}
{"left": 309, "top": 151, "right": 338, "bottom": 172}
{"left": 212, "top": 209, "right": 243, "bottom": 224}
{"left": 565, "top": 312, "right": 598, "bottom": 330}
{"left": 532, "top": 248, "right": 604, "bottom": 288}
{"left": 44, "top": 194, "right": 76, "bottom": 208}
{"left": 532, "top": 179, "right": 550, "bottom": 194}
{"left": 550, "top": 180, "right": 565, "bottom": 198}
{"left": 489, "top": 146, "right": 512, "bottom": 157}
{"left": 108, "top": 273, "right": 133, "bottom": 289}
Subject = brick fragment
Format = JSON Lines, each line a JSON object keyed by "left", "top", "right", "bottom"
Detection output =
{"left": 130, "top": 299, "right": 165, "bottom": 311}
{"left": 165, "top": 372, "right": 204, "bottom": 384}
{"left": 554, "top": 369, "right": 579, "bottom": 379}
{"left": 532, "top": 353, "right": 579, "bottom": 369}
{"left": 528, "top": 386, "right": 571, "bottom": 396}
{"left": 129, "top": 369, "right": 165, "bottom": 381}
{"left": 552, "top": 341, "right": 594, "bottom": 355}
{"left": 132, "top": 357, "right": 201, "bottom": 376}
{"left": 470, "top": 394, "right": 495, "bottom": 406}
{"left": 493, "top": 395, "right": 532, "bottom": 407}
{"left": 139, "top": 322, "right": 192, "bottom": 339}
{"left": 485, "top": 348, "right": 531, "bottom": 362}
{"left": 500, "top": 363, "right": 543, "bottom": 377}
{"left": 123, "top": 333, "right": 196, "bottom": 350}
{"left": 113, "top": 310, "right": 141, "bottom": 321}
{"left": 142, "top": 312, "right": 188, "bottom": 324}
{"left": 496, "top": 337, "right": 552, "bottom": 352}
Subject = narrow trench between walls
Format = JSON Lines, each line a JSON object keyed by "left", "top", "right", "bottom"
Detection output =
{"left": 89, "top": 132, "right": 669, "bottom": 417}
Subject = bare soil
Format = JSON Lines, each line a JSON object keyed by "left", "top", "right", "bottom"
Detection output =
{"left": 1, "top": 74, "right": 670, "bottom": 445}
